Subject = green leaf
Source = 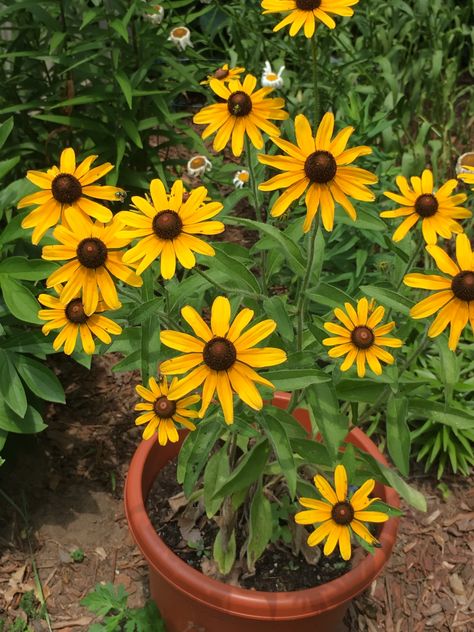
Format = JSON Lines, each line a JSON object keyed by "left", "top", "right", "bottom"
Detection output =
{"left": 0, "top": 277, "right": 41, "bottom": 323}
{"left": 0, "top": 350, "right": 27, "bottom": 417}
{"left": 0, "top": 257, "right": 57, "bottom": 281}
{"left": 15, "top": 355, "right": 65, "bottom": 404}
{"left": 262, "top": 406, "right": 307, "bottom": 439}
{"left": 128, "top": 297, "right": 162, "bottom": 325}
{"left": 291, "top": 438, "right": 332, "bottom": 467}
{"left": 110, "top": 18, "right": 129, "bottom": 42}
{"left": 308, "top": 283, "right": 353, "bottom": 309}
{"left": 386, "top": 395, "right": 410, "bottom": 476}
{"left": 0, "top": 402, "right": 47, "bottom": 435}
{"left": 213, "top": 528, "right": 236, "bottom": 575}
{"left": 49, "top": 31, "right": 66, "bottom": 54}
{"left": 247, "top": 484, "right": 272, "bottom": 573}
{"left": 178, "top": 417, "right": 222, "bottom": 497}
{"left": 263, "top": 296, "right": 294, "bottom": 342}
{"left": 360, "top": 285, "right": 414, "bottom": 315}
{"left": 409, "top": 399, "right": 473, "bottom": 430}
{"left": 336, "top": 379, "right": 387, "bottom": 404}
{"left": 210, "top": 245, "right": 261, "bottom": 295}
{"left": 305, "top": 383, "right": 348, "bottom": 457}
{"left": 264, "top": 368, "right": 330, "bottom": 391}
{"left": 212, "top": 439, "right": 269, "bottom": 501}
{"left": 115, "top": 71, "right": 133, "bottom": 109}
{"left": 310, "top": 226, "right": 325, "bottom": 285}
{"left": 259, "top": 409, "right": 296, "bottom": 498}
{"left": 203, "top": 445, "right": 229, "bottom": 518}
{"left": 122, "top": 118, "right": 143, "bottom": 148}
{"left": 227, "top": 217, "right": 306, "bottom": 276}
{"left": 0, "top": 117, "right": 14, "bottom": 150}
{"left": 358, "top": 450, "right": 426, "bottom": 512}
{"left": 0, "top": 156, "right": 20, "bottom": 180}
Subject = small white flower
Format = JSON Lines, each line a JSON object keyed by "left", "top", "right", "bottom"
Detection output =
{"left": 144, "top": 5, "right": 164, "bottom": 26}
{"left": 187, "top": 155, "right": 212, "bottom": 178}
{"left": 456, "top": 152, "right": 474, "bottom": 175}
{"left": 168, "top": 26, "right": 193, "bottom": 51}
{"left": 233, "top": 170, "right": 249, "bottom": 189}
{"left": 261, "top": 61, "right": 285, "bottom": 89}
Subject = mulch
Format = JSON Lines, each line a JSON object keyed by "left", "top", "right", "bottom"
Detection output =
{"left": 0, "top": 355, "right": 473, "bottom": 631}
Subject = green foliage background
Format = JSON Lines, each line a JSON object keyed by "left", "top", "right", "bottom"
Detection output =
{"left": 0, "top": 0, "right": 472, "bottom": 484}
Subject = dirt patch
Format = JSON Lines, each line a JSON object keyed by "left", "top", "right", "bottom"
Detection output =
{"left": 1, "top": 355, "right": 473, "bottom": 631}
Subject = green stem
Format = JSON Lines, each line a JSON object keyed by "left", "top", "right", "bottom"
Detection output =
{"left": 140, "top": 269, "right": 154, "bottom": 385}
{"left": 396, "top": 238, "right": 424, "bottom": 291}
{"left": 296, "top": 214, "right": 321, "bottom": 352}
{"left": 311, "top": 33, "right": 320, "bottom": 126}
{"left": 245, "top": 136, "right": 268, "bottom": 293}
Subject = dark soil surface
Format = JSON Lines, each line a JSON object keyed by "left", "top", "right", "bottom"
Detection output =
{"left": 146, "top": 458, "right": 351, "bottom": 592}
{"left": 0, "top": 355, "right": 473, "bottom": 631}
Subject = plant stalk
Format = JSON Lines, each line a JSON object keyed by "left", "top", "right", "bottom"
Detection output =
{"left": 311, "top": 33, "right": 320, "bottom": 125}
{"left": 244, "top": 136, "right": 268, "bottom": 293}
{"left": 140, "top": 269, "right": 154, "bottom": 385}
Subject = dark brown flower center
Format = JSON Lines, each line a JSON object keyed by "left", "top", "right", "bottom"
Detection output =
{"left": 203, "top": 337, "right": 237, "bottom": 371}
{"left": 296, "top": 0, "right": 321, "bottom": 10}
{"left": 351, "top": 326, "right": 375, "bottom": 349}
{"left": 51, "top": 173, "right": 82, "bottom": 204}
{"left": 152, "top": 211, "right": 183, "bottom": 240}
{"left": 331, "top": 501, "right": 354, "bottom": 526}
{"left": 214, "top": 67, "right": 229, "bottom": 80}
{"left": 304, "top": 151, "right": 337, "bottom": 184}
{"left": 153, "top": 396, "right": 177, "bottom": 419}
{"left": 451, "top": 271, "right": 474, "bottom": 302}
{"left": 65, "top": 298, "right": 88, "bottom": 324}
{"left": 76, "top": 237, "right": 108, "bottom": 269}
{"left": 227, "top": 91, "right": 252, "bottom": 117}
{"left": 414, "top": 194, "right": 438, "bottom": 218}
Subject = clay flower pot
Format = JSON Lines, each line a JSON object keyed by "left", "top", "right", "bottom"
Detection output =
{"left": 124, "top": 392, "right": 400, "bottom": 632}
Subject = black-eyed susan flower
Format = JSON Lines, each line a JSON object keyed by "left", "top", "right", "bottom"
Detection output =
{"left": 135, "top": 376, "right": 200, "bottom": 445}
{"left": 159, "top": 296, "right": 287, "bottom": 424}
{"left": 116, "top": 179, "right": 224, "bottom": 278}
{"left": 168, "top": 26, "right": 193, "bottom": 51}
{"left": 323, "top": 298, "right": 403, "bottom": 377}
{"left": 201, "top": 63, "right": 245, "bottom": 85}
{"left": 381, "top": 170, "right": 470, "bottom": 244}
{"left": 18, "top": 148, "right": 123, "bottom": 245}
{"left": 258, "top": 112, "right": 377, "bottom": 232}
{"left": 42, "top": 208, "right": 142, "bottom": 316}
{"left": 458, "top": 165, "right": 474, "bottom": 191}
{"left": 186, "top": 155, "right": 212, "bottom": 178}
{"left": 295, "top": 464, "right": 389, "bottom": 560}
{"left": 404, "top": 233, "right": 474, "bottom": 350}
{"left": 261, "top": 0, "right": 359, "bottom": 38}
{"left": 193, "top": 74, "right": 288, "bottom": 157}
{"left": 38, "top": 293, "right": 121, "bottom": 355}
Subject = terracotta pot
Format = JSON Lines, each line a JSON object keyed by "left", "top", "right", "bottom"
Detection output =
{"left": 125, "top": 392, "right": 399, "bottom": 632}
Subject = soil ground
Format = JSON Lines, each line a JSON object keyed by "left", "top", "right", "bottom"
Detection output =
{"left": 0, "top": 355, "right": 473, "bottom": 631}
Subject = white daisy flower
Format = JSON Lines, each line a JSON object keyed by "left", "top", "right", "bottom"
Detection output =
{"left": 144, "top": 4, "right": 164, "bottom": 25}
{"left": 168, "top": 26, "right": 193, "bottom": 51}
{"left": 187, "top": 155, "right": 212, "bottom": 178}
{"left": 261, "top": 61, "right": 285, "bottom": 89}
{"left": 456, "top": 152, "right": 474, "bottom": 175}
{"left": 233, "top": 170, "right": 249, "bottom": 189}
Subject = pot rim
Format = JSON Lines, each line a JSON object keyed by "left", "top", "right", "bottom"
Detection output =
{"left": 125, "top": 392, "right": 400, "bottom": 620}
